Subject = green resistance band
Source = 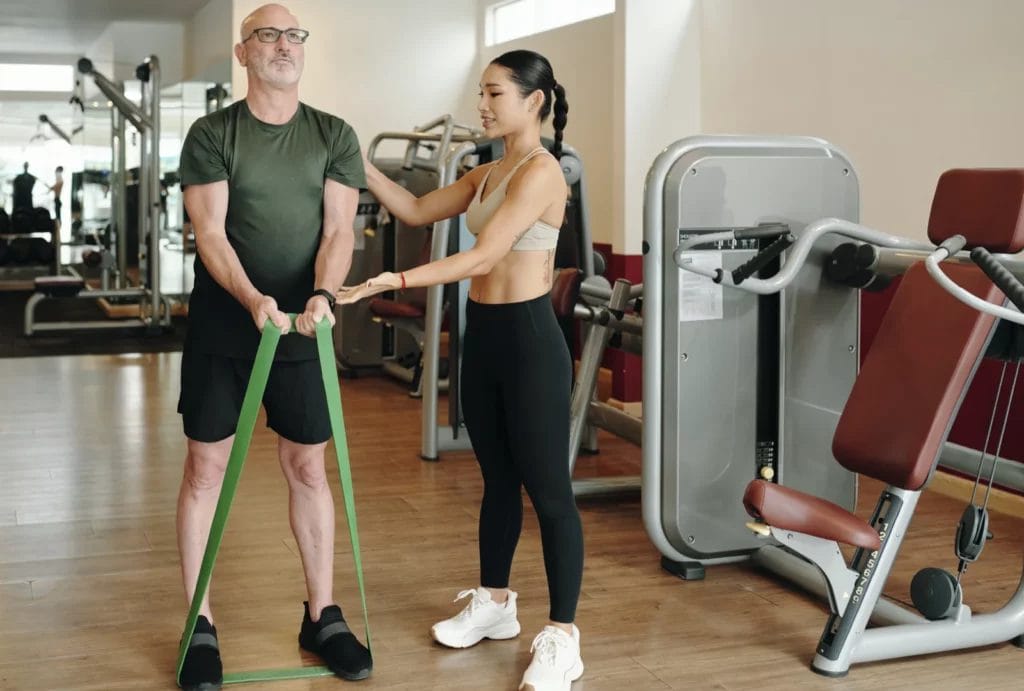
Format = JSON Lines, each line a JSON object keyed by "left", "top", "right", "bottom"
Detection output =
{"left": 175, "top": 315, "right": 370, "bottom": 686}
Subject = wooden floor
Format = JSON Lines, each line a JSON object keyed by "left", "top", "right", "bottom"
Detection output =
{"left": 2, "top": 352, "right": 1023, "bottom": 690}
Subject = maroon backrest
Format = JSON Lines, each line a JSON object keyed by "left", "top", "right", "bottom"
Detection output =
{"left": 833, "top": 168, "right": 1024, "bottom": 489}
{"left": 928, "top": 169, "right": 1024, "bottom": 253}
{"left": 832, "top": 263, "right": 1001, "bottom": 489}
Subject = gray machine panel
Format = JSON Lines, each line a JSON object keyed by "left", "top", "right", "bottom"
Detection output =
{"left": 334, "top": 161, "right": 433, "bottom": 369}
{"left": 334, "top": 189, "right": 385, "bottom": 368}
{"left": 663, "top": 246, "right": 761, "bottom": 556}
{"left": 658, "top": 141, "right": 859, "bottom": 561}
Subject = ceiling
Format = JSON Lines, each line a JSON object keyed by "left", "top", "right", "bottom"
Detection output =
{"left": 0, "top": 1, "right": 218, "bottom": 152}
{"left": 0, "top": 0, "right": 211, "bottom": 57}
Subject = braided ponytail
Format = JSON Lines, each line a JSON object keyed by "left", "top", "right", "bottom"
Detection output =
{"left": 551, "top": 81, "right": 568, "bottom": 159}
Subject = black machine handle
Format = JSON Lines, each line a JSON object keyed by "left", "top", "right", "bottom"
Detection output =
{"left": 732, "top": 233, "right": 795, "bottom": 285}
{"left": 971, "top": 247, "right": 1024, "bottom": 312}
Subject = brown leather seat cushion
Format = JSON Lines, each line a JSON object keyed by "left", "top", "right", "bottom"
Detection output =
{"left": 35, "top": 275, "right": 85, "bottom": 289}
{"left": 34, "top": 275, "right": 86, "bottom": 297}
{"left": 743, "top": 479, "right": 880, "bottom": 550}
{"left": 369, "top": 297, "right": 425, "bottom": 320}
{"left": 551, "top": 268, "right": 582, "bottom": 318}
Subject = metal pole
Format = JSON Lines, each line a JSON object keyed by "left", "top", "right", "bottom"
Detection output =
{"left": 137, "top": 91, "right": 148, "bottom": 292}
{"left": 135, "top": 56, "right": 163, "bottom": 328}
{"left": 111, "top": 103, "right": 128, "bottom": 289}
{"left": 561, "top": 144, "right": 594, "bottom": 277}
{"left": 38, "top": 115, "right": 72, "bottom": 144}
{"left": 568, "top": 278, "right": 634, "bottom": 471}
{"left": 420, "top": 141, "right": 477, "bottom": 459}
{"left": 76, "top": 58, "right": 150, "bottom": 131}
{"left": 108, "top": 105, "right": 118, "bottom": 291}
{"left": 116, "top": 106, "right": 127, "bottom": 289}
{"left": 145, "top": 56, "right": 163, "bottom": 326}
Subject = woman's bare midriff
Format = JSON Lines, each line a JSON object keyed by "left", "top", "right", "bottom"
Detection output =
{"left": 469, "top": 247, "right": 557, "bottom": 304}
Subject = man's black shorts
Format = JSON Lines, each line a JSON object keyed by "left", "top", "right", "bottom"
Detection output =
{"left": 178, "top": 345, "right": 331, "bottom": 444}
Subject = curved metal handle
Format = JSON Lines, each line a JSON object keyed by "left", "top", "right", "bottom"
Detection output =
{"left": 926, "top": 244, "right": 1024, "bottom": 326}
{"left": 676, "top": 218, "right": 934, "bottom": 295}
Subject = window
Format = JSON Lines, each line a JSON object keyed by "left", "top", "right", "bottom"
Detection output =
{"left": 0, "top": 64, "right": 73, "bottom": 92}
{"left": 485, "top": 0, "right": 615, "bottom": 46}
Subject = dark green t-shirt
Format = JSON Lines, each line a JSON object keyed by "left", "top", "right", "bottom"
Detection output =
{"left": 180, "top": 100, "right": 365, "bottom": 360}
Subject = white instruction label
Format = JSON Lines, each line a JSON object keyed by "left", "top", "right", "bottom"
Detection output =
{"left": 678, "top": 252, "right": 723, "bottom": 322}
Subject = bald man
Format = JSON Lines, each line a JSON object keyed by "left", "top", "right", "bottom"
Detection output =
{"left": 176, "top": 4, "right": 370, "bottom": 688}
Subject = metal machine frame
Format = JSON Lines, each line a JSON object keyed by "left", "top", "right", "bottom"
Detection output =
{"left": 728, "top": 229, "right": 1024, "bottom": 676}
{"left": 24, "top": 55, "right": 170, "bottom": 335}
{"left": 334, "top": 116, "right": 483, "bottom": 398}
{"left": 567, "top": 277, "right": 644, "bottom": 496}
{"left": 643, "top": 135, "right": 933, "bottom": 580}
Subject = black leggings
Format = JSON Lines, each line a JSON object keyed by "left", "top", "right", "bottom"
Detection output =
{"left": 460, "top": 293, "right": 583, "bottom": 623}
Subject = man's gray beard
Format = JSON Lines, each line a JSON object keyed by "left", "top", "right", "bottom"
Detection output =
{"left": 256, "top": 60, "right": 301, "bottom": 88}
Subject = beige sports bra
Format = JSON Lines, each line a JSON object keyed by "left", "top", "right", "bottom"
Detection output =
{"left": 465, "top": 147, "right": 560, "bottom": 251}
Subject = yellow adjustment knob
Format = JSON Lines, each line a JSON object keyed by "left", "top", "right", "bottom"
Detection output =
{"left": 364, "top": 229, "right": 376, "bottom": 238}
{"left": 760, "top": 466, "right": 775, "bottom": 481}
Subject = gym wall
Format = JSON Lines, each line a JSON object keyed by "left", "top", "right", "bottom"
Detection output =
{"left": 86, "top": 20, "right": 186, "bottom": 87}
{"left": 186, "top": 0, "right": 233, "bottom": 84}
{"left": 701, "top": 0, "right": 1024, "bottom": 242}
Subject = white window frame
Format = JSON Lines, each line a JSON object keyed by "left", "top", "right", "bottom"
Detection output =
{"left": 485, "top": 0, "right": 615, "bottom": 47}
{"left": 0, "top": 63, "right": 74, "bottom": 92}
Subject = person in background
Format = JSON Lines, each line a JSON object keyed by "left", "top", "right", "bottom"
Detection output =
{"left": 12, "top": 162, "right": 37, "bottom": 213}
{"left": 49, "top": 166, "right": 64, "bottom": 228}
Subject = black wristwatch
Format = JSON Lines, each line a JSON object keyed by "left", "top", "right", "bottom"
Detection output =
{"left": 312, "top": 288, "right": 336, "bottom": 310}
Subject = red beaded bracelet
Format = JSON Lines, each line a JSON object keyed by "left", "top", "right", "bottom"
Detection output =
{"left": 400, "top": 272, "right": 407, "bottom": 291}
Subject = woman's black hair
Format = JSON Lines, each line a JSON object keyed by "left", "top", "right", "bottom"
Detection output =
{"left": 490, "top": 49, "right": 569, "bottom": 158}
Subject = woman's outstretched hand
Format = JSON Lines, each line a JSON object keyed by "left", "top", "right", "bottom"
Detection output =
{"left": 336, "top": 271, "right": 404, "bottom": 305}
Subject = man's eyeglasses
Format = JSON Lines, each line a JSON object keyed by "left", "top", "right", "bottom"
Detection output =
{"left": 243, "top": 27, "right": 310, "bottom": 44}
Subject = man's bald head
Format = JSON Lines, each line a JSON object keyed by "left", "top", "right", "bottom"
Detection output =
{"left": 234, "top": 2, "right": 305, "bottom": 91}
{"left": 239, "top": 3, "right": 300, "bottom": 41}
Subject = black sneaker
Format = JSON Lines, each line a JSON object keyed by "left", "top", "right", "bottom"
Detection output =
{"left": 298, "top": 602, "right": 372, "bottom": 681}
{"left": 179, "top": 615, "right": 223, "bottom": 691}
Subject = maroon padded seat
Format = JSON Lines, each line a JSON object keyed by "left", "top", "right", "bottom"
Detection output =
{"left": 35, "top": 275, "right": 84, "bottom": 288}
{"left": 551, "top": 268, "right": 582, "bottom": 319}
{"left": 34, "top": 275, "right": 85, "bottom": 297}
{"left": 368, "top": 297, "right": 425, "bottom": 320}
{"left": 744, "top": 480, "right": 880, "bottom": 549}
{"left": 368, "top": 228, "right": 433, "bottom": 324}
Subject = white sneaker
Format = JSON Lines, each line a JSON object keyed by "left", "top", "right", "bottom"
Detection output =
{"left": 430, "top": 587, "right": 521, "bottom": 648}
{"left": 519, "top": 625, "right": 584, "bottom": 691}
